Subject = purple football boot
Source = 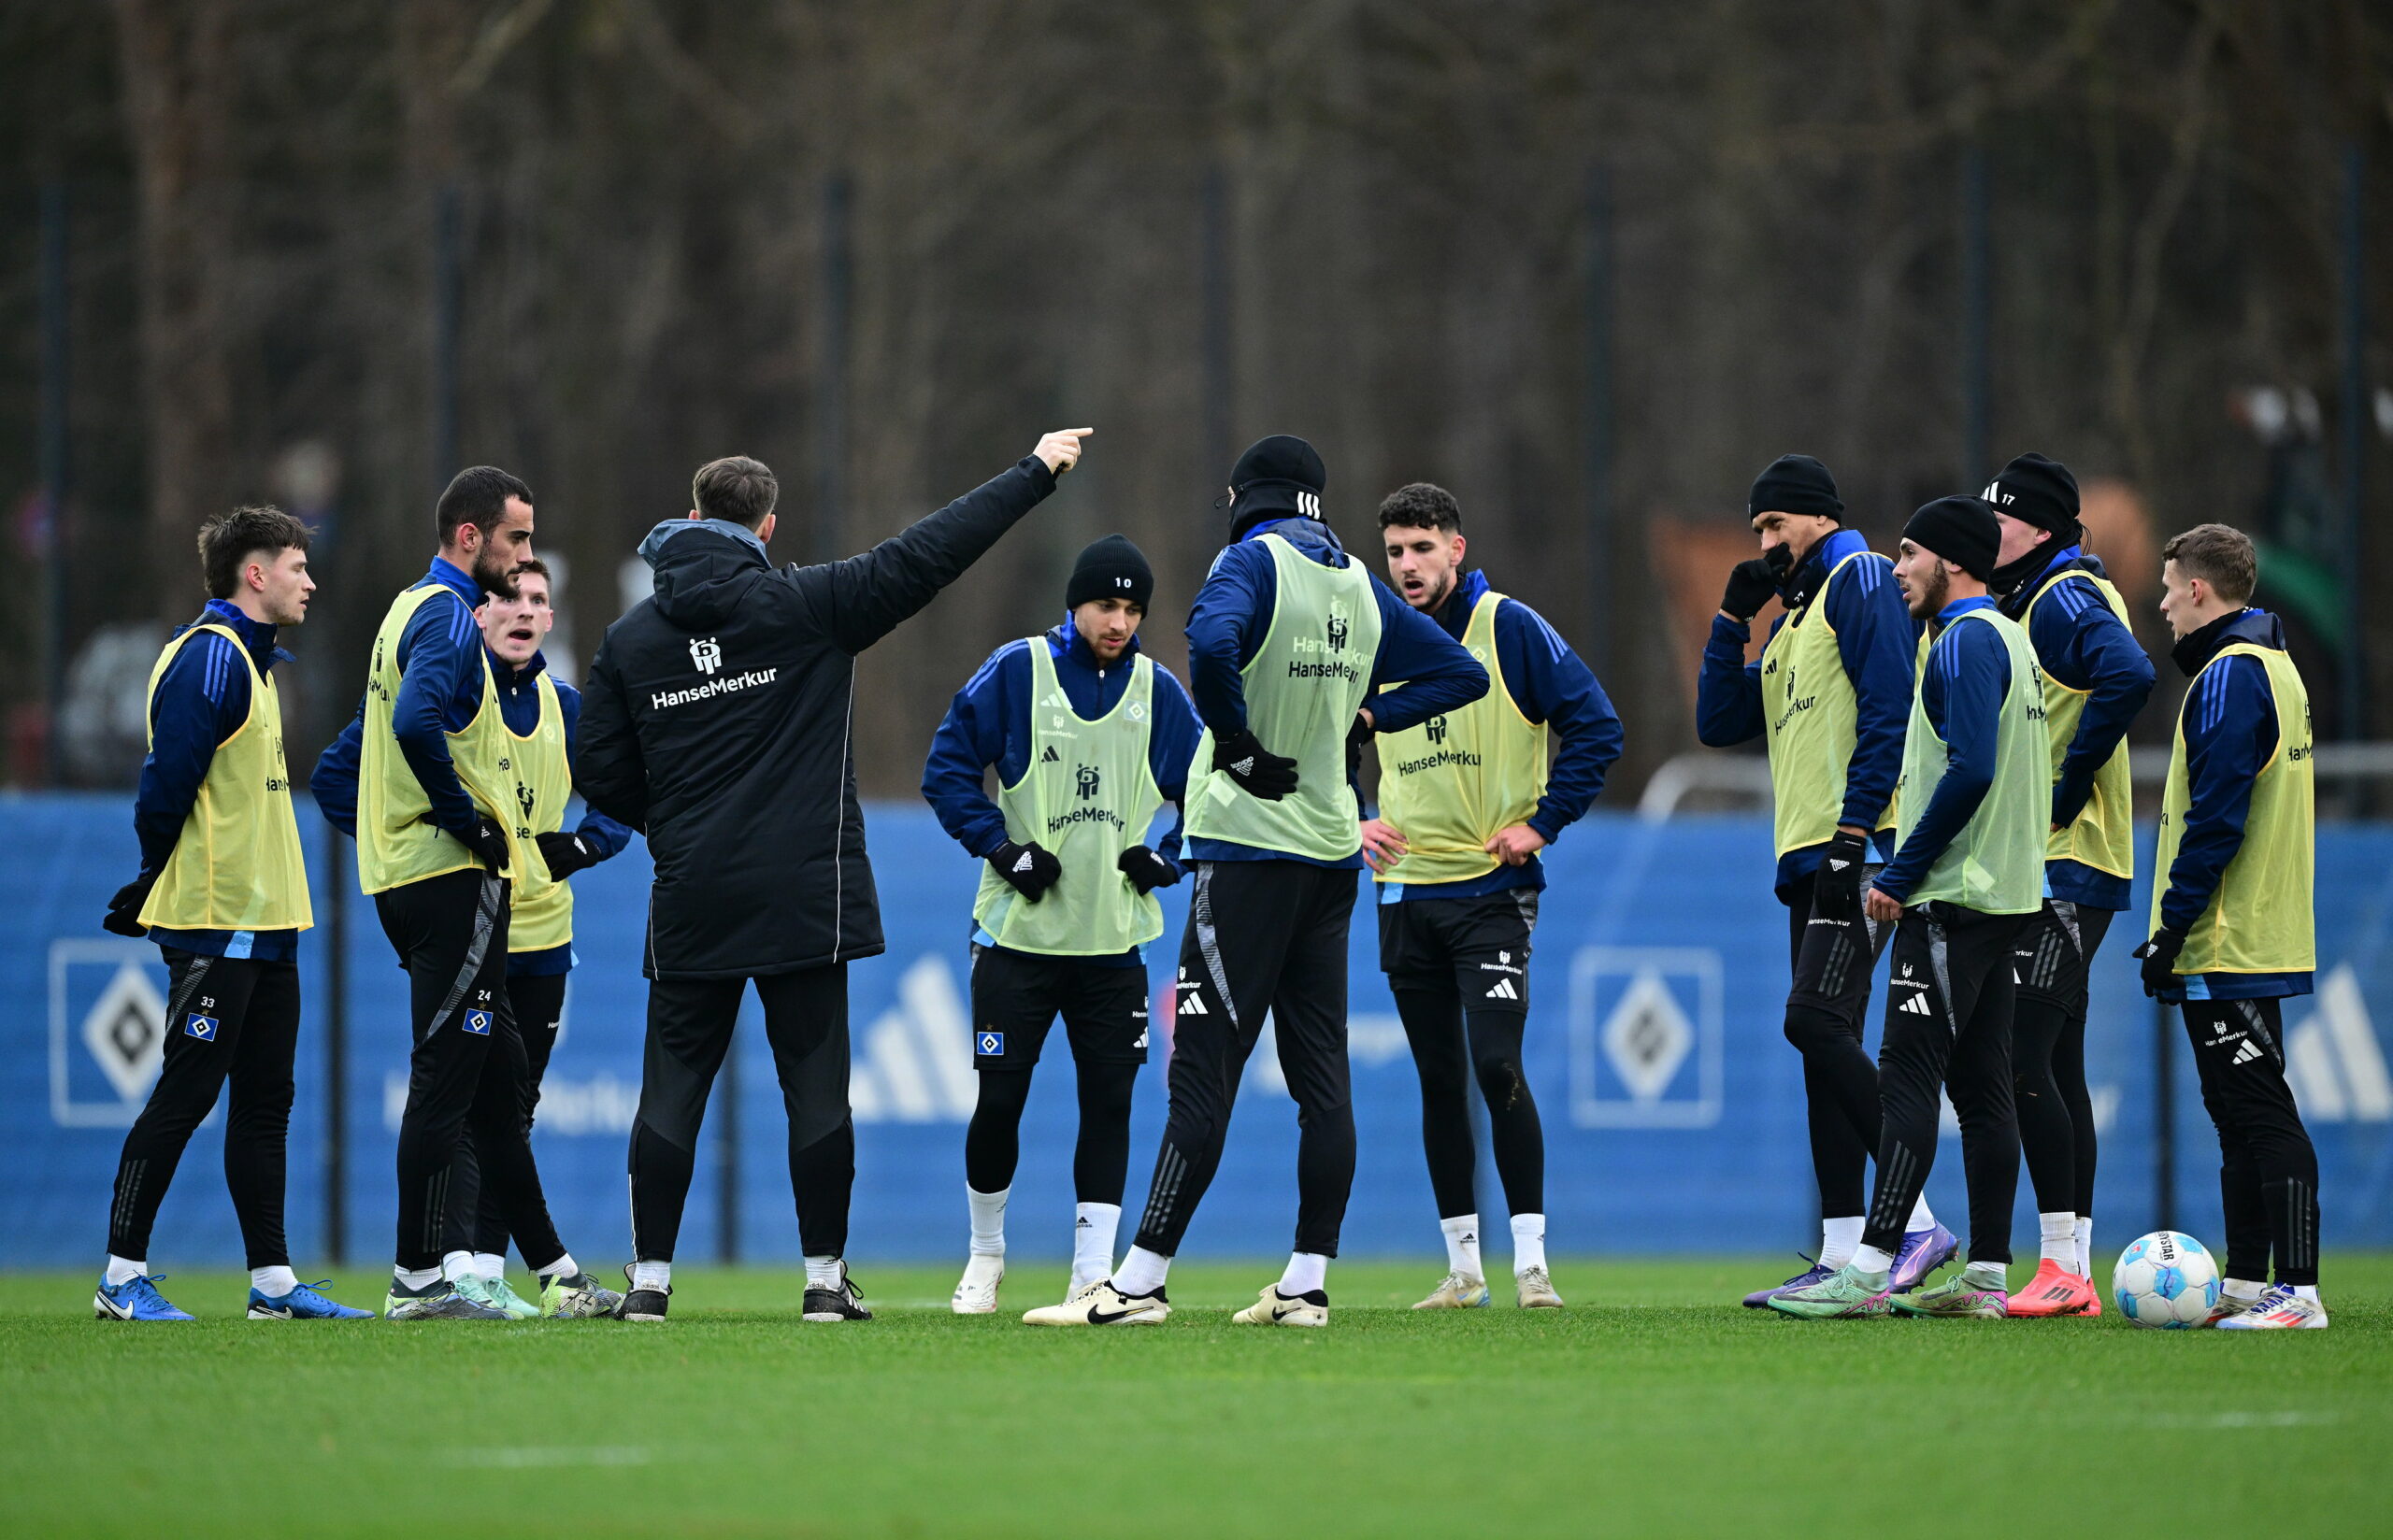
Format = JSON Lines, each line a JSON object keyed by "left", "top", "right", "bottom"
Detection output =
{"left": 1742, "top": 1256, "right": 1837, "bottom": 1309}
{"left": 1888, "top": 1221, "right": 1959, "bottom": 1293}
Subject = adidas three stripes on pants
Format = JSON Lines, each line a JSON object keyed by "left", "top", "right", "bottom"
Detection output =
{"left": 2181, "top": 996, "right": 2322, "bottom": 1286}
{"left": 1862, "top": 902, "right": 2030, "bottom": 1264}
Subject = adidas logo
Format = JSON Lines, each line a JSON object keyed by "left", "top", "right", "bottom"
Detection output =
{"left": 1011, "top": 849, "right": 1035, "bottom": 873}
{"left": 2287, "top": 964, "right": 2393, "bottom": 1122}
{"left": 2230, "top": 1039, "right": 2263, "bottom": 1066}
{"left": 1178, "top": 991, "right": 1208, "bottom": 1016}
{"left": 1041, "top": 745, "right": 1060, "bottom": 763}
{"left": 1899, "top": 992, "right": 1933, "bottom": 1016}
{"left": 1828, "top": 859, "right": 1850, "bottom": 872}
{"left": 850, "top": 955, "right": 978, "bottom": 1123}
{"left": 1484, "top": 978, "right": 1519, "bottom": 1001}
{"left": 1230, "top": 756, "right": 1254, "bottom": 776}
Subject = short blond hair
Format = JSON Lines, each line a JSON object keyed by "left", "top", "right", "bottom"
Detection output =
{"left": 2162, "top": 522, "right": 2256, "bottom": 605}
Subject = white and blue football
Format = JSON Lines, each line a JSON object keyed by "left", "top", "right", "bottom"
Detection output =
{"left": 2113, "top": 1231, "right": 2222, "bottom": 1329}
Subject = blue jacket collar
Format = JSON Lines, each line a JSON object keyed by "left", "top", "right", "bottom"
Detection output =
{"left": 1784, "top": 527, "right": 1867, "bottom": 610}
{"left": 638, "top": 517, "right": 770, "bottom": 571}
{"left": 488, "top": 646, "right": 551, "bottom": 692}
{"left": 1048, "top": 619, "right": 1145, "bottom": 671}
{"left": 1237, "top": 516, "right": 1347, "bottom": 563}
{"left": 1428, "top": 568, "right": 1493, "bottom": 640}
{"left": 193, "top": 596, "right": 291, "bottom": 672}
{"left": 2171, "top": 606, "right": 2286, "bottom": 677}
{"left": 425, "top": 554, "right": 485, "bottom": 604}
{"left": 1930, "top": 592, "right": 1997, "bottom": 637}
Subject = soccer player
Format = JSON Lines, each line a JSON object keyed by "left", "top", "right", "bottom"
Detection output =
{"left": 1773, "top": 495, "right": 2047, "bottom": 1320}
{"left": 578, "top": 435, "right": 1088, "bottom": 1323}
{"left": 2139, "top": 523, "right": 2327, "bottom": 1329}
{"left": 922, "top": 535, "right": 1203, "bottom": 1313}
{"left": 313, "top": 466, "right": 611, "bottom": 1320}
{"left": 1359, "top": 483, "right": 1623, "bottom": 1310}
{"left": 314, "top": 557, "right": 634, "bottom": 1317}
{"left": 1025, "top": 435, "right": 1486, "bottom": 1328}
{"left": 1695, "top": 455, "right": 1955, "bottom": 1305}
{"left": 1985, "top": 454, "right": 2155, "bottom": 1316}
{"left": 93, "top": 506, "right": 369, "bottom": 1321}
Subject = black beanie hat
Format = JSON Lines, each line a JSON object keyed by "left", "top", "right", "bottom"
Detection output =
{"left": 1903, "top": 495, "right": 2001, "bottom": 582}
{"left": 1066, "top": 534, "right": 1154, "bottom": 609}
{"left": 1983, "top": 452, "right": 2081, "bottom": 539}
{"left": 1226, "top": 434, "right": 1327, "bottom": 538}
{"left": 1747, "top": 454, "right": 1843, "bottom": 522}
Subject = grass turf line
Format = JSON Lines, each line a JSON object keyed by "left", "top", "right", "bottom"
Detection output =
{"left": 4, "top": 1256, "right": 2387, "bottom": 1539}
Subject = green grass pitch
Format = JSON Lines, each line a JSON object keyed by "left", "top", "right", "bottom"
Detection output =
{"left": 5, "top": 1256, "right": 2386, "bottom": 1537}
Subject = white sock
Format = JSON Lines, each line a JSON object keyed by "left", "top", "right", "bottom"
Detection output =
{"left": 472, "top": 1251, "right": 509, "bottom": 1283}
{"left": 1114, "top": 1246, "right": 1171, "bottom": 1296}
{"left": 1280, "top": 1251, "right": 1329, "bottom": 1296}
{"left": 2074, "top": 1217, "right": 2093, "bottom": 1278}
{"left": 967, "top": 1186, "right": 1009, "bottom": 1258}
{"left": 1850, "top": 1244, "right": 1896, "bottom": 1284}
{"left": 1820, "top": 1217, "right": 1864, "bottom": 1270}
{"left": 1072, "top": 1202, "right": 1120, "bottom": 1285}
{"left": 630, "top": 1261, "right": 670, "bottom": 1291}
{"left": 804, "top": 1254, "right": 842, "bottom": 1290}
{"left": 1905, "top": 1194, "right": 1937, "bottom": 1233}
{"left": 1510, "top": 1213, "right": 1548, "bottom": 1275}
{"left": 394, "top": 1265, "right": 441, "bottom": 1291}
{"left": 1440, "top": 1215, "right": 1484, "bottom": 1280}
{"left": 2038, "top": 1212, "right": 2077, "bottom": 1265}
{"left": 2221, "top": 1276, "right": 2265, "bottom": 1303}
{"left": 1964, "top": 1260, "right": 2008, "bottom": 1290}
{"left": 530, "top": 1251, "right": 575, "bottom": 1282}
{"left": 440, "top": 1250, "right": 477, "bottom": 1284}
{"left": 251, "top": 1265, "right": 299, "bottom": 1297}
{"left": 2291, "top": 1284, "right": 2321, "bottom": 1302}
{"left": 105, "top": 1256, "right": 147, "bottom": 1286}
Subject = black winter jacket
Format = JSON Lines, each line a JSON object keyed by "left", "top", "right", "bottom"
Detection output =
{"left": 577, "top": 456, "right": 1058, "bottom": 977}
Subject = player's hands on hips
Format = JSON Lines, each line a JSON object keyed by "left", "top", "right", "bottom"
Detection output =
{"left": 2134, "top": 928, "right": 2185, "bottom": 998}
{"left": 1863, "top": 885, "right": 1903, "bottom": 925}
{"left": 991, "top": 839, "right": 1063, "bottom": 902}
{"left": 1117, "top": 845, "right": 1179, "bottom": 894}
{"left": 103, "top": 873, "right": 157, "bottom": 937}
{"left": 1484, "top": 825, "right": 1546, "bottom": 866}
{"left": 1813, "top": 826, "right": 1870, "bottom": 919}
{"left": 1214, "top": 728, "right": 1299, "bottom": 800}
{"left": 464, "top": 814, "right": 511, "bottom": 874}
{"left": 1359, "top": 819, "right": 1409, "bottom": 875}
{"left": 1033, "top": 428, "right": 1094, "bottom": 477}
{"left": 535, "top": 829, "right": 598, "bottom": 880}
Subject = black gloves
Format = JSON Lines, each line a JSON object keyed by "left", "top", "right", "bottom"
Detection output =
{"left": 1813, "top": 828, "right": 1870, "bottom": 921}
{"left": 103, "top": 873, "right": 158, "bottom": 938}
{"left": 1118, "top": 845, "right": 1180, "bottom": 894}
{"left": 464, "top": 814, "right": 512, "bottom": 874}
{"left": 1721, "top": 558, "right": 1782, "bottom": 622}
{"left": 2135, "top": 928, "right": 2186, "bottom": 998}
{"left": 1213, "top": 728, "right": 1299, "bottom": 801}
{"left": 536, "top": 829, "right": 599, "bottom": 881}
{"left": 990, "top": 839, "right": 1063, "bottom": 902}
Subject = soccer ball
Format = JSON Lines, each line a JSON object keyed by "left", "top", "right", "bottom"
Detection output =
{"left": 2112, "top": 1231, "right": 2222, "bottom": 1329}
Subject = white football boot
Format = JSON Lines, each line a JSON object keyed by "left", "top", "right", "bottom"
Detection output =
{"left": 1411, "top": 1271, "right": 1491, "bottom": 1309}
{"left": 2200, "top": 1281, "right": 2270, "bottom": 1327}
{"left": 1230, "top": 1284, "right": 1328, "bottom": 1327}
{"left": 1022, "top": 1279, "right": 1170, "bottom": 1326}
{"left": 2214, "top": 1284, "right": 2329, "bottom": 1330}
{"left": 951, "top": 1254, "right": 1004, "bottom": 1315}
{"left": 1515, "top": 1265, "right": 1566, "bottom": 1309}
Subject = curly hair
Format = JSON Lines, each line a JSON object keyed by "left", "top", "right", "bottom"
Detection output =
{"left": 1377, "top": 481, "right": 1462, "bottom": 533}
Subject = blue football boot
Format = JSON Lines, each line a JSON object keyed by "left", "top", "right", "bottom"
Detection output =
{"left": 94, "top": 1273, "right": 195, "bottom": 1321}
{"left": 1742, "top": 1256, "right": 1836, "bottom": 1308}
{"left": 1888, "top": 1222, "right": 1960, "bottom": 1293}
{"left": 247, "top": 1278, "right": 373, "bottom": 1319}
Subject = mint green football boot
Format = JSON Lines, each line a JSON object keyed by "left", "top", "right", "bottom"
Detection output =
{"left": 1889, "top": 1272, "right": 2008, "bottom": 1319}
{"left": 1766, "top": 1263, "right": 1893, "bottom": 1319}
{"left": 480, "top": 1275, "right": 542, "bottom": 1319}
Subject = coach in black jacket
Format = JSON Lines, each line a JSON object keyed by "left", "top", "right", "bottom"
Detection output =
{"left": 579, "top": 428, "right": 1090, "bottom": 1322}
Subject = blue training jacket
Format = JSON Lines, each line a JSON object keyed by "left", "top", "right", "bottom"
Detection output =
{"left": 2157, "top": 606, "right": 2311, "bottom": 1002}
{"left": 1872, "top": 594, "right": 2013, "bottom": 905}
{"left": 313, "top": 647, "right": 634, "bottom": 976}
{"left": 921, "top": 620, "right": 1204, "bottom": 964}
{"left": 1997, "top": 545, "right": 2156, "bottom": 910}
{"left": 1184, "top": 516, "right": 1489, "bottom": 867}
{"left": 1694, "top": 526, "right": 1913, "bottom": 896}
{"left": 1370, "top": 567, "right": 1624, "bottom": 901}
{"left": 132, "top": 597, "right": 300, "bottom": 962}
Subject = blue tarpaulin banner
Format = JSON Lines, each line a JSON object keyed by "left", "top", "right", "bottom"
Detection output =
{"left": 7, "top": 794, "right": 2390, "bottom": 1266}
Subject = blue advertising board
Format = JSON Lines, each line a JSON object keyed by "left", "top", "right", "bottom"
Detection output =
{"left": 7, "top": 795, "right": 2390, "bottom": 1267}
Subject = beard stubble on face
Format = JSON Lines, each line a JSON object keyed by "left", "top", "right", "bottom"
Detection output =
{"left": 1912, "top": 561, "right": 1951, "bottom": 620}
{"left": 472, "top": 538, "right": 519, "bottom": 599}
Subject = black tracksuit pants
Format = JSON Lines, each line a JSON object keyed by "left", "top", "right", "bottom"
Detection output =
{"left": 1132, "top": 860, "right": 1357, "bottom": 1259}
{"left": 1863, "top": 902, "right": 2029, "bottom": 1262}
{"left": 460, "top": 969, "right": 570, "bottom": 1262}
{"left": 106, "top": 949, "right": 298, "bottom": 1269}
{"left": 628, "top": 963, "right": 853, "bottom": 1262}
{"left": 1781, "top": 865, "right": 1892, "bottom": 1221}
{"left": 2010, "top": 899, "right": 2113, "bottom": 1219}
{"left": 2182, "top": 997, "right": 2322, "bottom": 1286}
{"left": 376, "top": 867, "right": 563, "bottom": 1272}
{"left": 963, "top": 946, "right": 1145, "bottom": 1203}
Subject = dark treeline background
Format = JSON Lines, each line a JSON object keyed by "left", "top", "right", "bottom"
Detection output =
{"left": 1, "top": 0, "right": 2387, "bottom": 797}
